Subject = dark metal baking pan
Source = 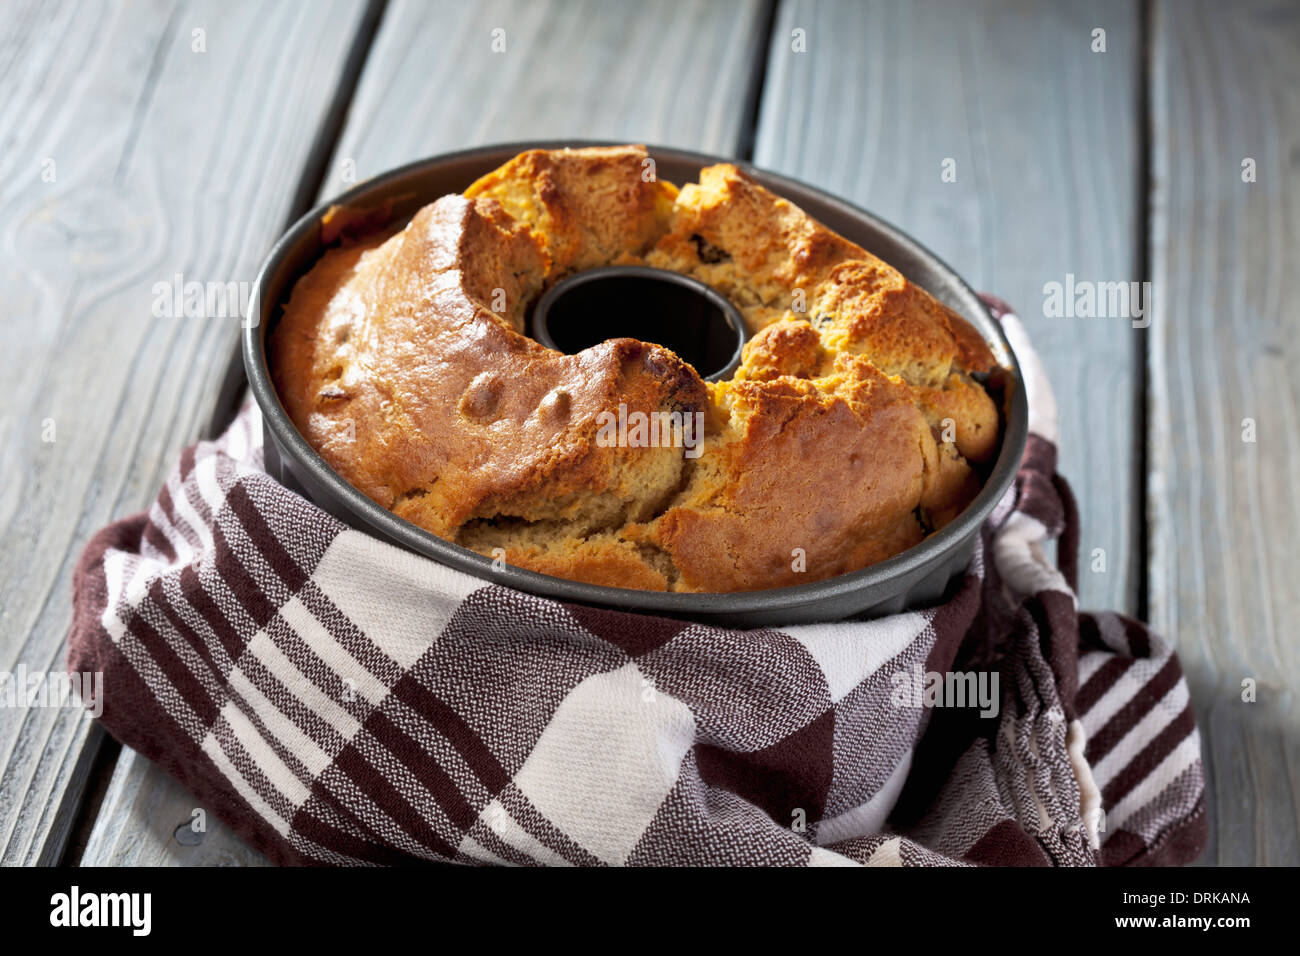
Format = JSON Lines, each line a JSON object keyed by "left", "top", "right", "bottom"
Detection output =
{"left": 243, "top": 142, "right": 1027, "bottom": 628}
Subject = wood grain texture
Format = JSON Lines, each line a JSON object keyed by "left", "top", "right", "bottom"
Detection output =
{"left": 80, "top": 748, "right": 271, "bottom": 866}
{"left": 325, "top": 0, "right": 767, "bottom": 193}
{"left": 753, "top": 0, "right": 1143, "bottom": 614}
{"left": 1148, "top": 0, "right": 1300, "bottom": 865}
{"left": 0, "top": 0, "right": 367, "bottom": 865}
{"left": 80, "top": 0, "right": 769, "bottom": 866}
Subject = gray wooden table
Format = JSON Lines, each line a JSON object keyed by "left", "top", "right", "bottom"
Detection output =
{"left": 1, "top": 0, "right": 1294, "bottom": 867}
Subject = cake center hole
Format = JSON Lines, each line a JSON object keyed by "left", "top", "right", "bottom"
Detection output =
{"left": 531, "top": 267, "right": 746, "bottom": 381}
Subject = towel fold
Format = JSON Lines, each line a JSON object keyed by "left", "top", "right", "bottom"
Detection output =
{"left": 67, "top": 299, "right": 1206, "bottom": 866}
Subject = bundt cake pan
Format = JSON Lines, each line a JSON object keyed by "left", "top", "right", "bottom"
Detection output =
{"left": 244, "top": 142, "right": 1027, "bottom": 628}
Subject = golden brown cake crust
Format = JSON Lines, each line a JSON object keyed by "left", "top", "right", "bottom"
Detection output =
{"left": 271, "top": 145, "right": 1000, "bottom": 593}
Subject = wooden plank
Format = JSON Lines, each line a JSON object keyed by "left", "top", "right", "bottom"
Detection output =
{"left": 1148, "top": 0, "right": 1300, "bottom": 866}
{"left": 328, "top": 0, "right": 767, "bottom": 186}
{"left": 80, "top": 748, "right": 272, "bottom": 866}
{"left": 82, "top": 0, "right": 769, "bottom": 865}
{"left": 0, "top": 0, "right": 369, "bottom": 866}
{"left": 753, "top": 0, "right": 1143, "bottom": 615}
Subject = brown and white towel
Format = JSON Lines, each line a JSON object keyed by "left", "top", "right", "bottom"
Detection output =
{"left": 67, "top": 299, "right": 1207, "bottom": 866}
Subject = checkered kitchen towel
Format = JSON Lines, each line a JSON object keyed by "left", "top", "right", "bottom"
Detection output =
{"left": 67, "top": 300, "right": 1207, "bottom": 866}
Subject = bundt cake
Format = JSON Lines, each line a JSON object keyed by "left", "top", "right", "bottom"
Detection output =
{"left": 270, "top": 145, "right": 1000, "bottom": 593}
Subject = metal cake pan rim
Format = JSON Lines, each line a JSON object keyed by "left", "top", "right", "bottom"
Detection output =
{"left": 243, "top": 140, "right": 1029, "bottom": 622}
